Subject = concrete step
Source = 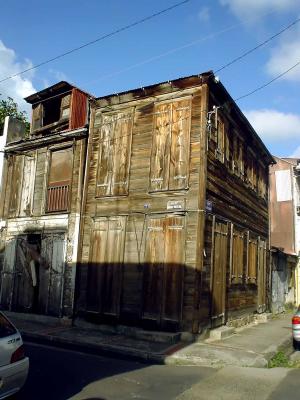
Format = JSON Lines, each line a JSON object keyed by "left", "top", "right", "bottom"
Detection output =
{"left": 74, "top": 319, "right": 181, "bottom": 344}
{"left": 208, "top": 326, "right": 235, "bottom": 341}
{"left": 255, "top": 313, "right": 273, "bottom": 323}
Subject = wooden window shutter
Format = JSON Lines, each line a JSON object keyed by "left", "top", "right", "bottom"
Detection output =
{"left": 225, "top": 125, "right": 230, "bottom": 164}
{"left": 150, "top": 103, "right": 172, "bottom": 191}
{"left": 169, "top": 99, "right": 191, "bottom": 190}
{"left": 163, "top": 216, "right": 184, "bottom": 321}
{"left": 111, "top": 110, "right": 133, "bottom": 196}
{"left": 231, "top": 226, "right": 244, "bottom": 284}
{"left": 32, "top": 104, "right": 43, "bottom": 131}
{"left": 215, "top": 117, "right": 225, "bottom": 162}
{"left": 96, "top": 111, "right": 133, "bottom": 197}
{"left": 96, "top": 114, "right": 115, "bottom": 196}
{"left": 247, "top": 236, "right": 258, "bottom": 283}
{"left": 60, "top": 94, "right": 71, "bottom": 120}
{"left": 9, "top": 155, "right": 24, "bottom": 216}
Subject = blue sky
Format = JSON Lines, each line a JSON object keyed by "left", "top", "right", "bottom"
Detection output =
{"left": 0, "top": 0, "right": 299, "bottom": 157}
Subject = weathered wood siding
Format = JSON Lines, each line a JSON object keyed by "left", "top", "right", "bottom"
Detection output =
{"left": 78, "top": 78, "right": 208, "bottom": 332}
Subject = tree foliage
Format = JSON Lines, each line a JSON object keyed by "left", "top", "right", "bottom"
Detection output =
{"left": 0, "top": 96, "right": 30, "bottom": 133}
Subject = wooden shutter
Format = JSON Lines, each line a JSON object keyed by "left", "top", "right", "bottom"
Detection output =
{"left": 9, "top": 155, "right": 24, "bottom": 216}
{"left": 143, "top": 218, "right": 165, "bottom": 320}
{"left": 96, "top": 114, "right": 115, "bottom": 196}
{"left": 163, "top": 216, "right": 184, "bottom": 321}
{"left": 215, "top": 117, "right": 225, "bottom": 162}
{"left": 32, "top": 103, "right": 43, "bottom": 131}
{"left": 149, "top": 103, "right": 172, "bottom": 191}
{"left": 111, "top": 110, "right": 133, "bottom": 196}
{"left": 247, "top": 236, "right": 258, "bottom": 283}
{"left": 60, "top": 94, "right": 71, "bottom": 120}
{"left": 169, "top": 99, "right": 191, "bottom": 190}
{"left": 87, "top": 217, "right": 125, "bottom": 315}
{"left": 257, "top": 239, "right": 267, "bottom": 310}
{"left": 20, "top": 155, "right": 36, "bottom": 216}
{"left": 97, "top": 111, "right": 132, "bottom": 197}
{"left": 231, "top": 226, "right": 244, "bottom": 284}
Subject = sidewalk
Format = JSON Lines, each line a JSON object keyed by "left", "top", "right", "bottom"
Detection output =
{"left": 5, "top": 311, "right": 293, "bottom": 368}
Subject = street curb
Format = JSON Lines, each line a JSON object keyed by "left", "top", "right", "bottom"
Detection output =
{"left": 22, "top": 331, "right": 168, "bottom": 365}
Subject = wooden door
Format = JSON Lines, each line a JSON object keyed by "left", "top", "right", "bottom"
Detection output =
{"left": 87, "top": 217, "right": 125, "bottom": 316}
{"left": 143, "top": 215, "right": 184, "bottom": 327}
{"left": 257, "top": 239, "right": 267, "bottom": 313}
{"left": 211, "top": 220, "right": 228, "bottom": 328}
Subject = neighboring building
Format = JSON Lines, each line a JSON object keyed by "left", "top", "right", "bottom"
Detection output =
{"left": 270, "top": 156, "right": 300, "bottom": 310}
{"left": 76, "top": 72, "right": 273, "bottom": 333}
{"left": 0, "top": 81, "right": 92, "bottom": 318}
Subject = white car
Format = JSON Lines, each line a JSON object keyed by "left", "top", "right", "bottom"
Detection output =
{"left": 292, "top": 308, "right": 300, "bottom": 350}
{"left": 0, "top": 311, "right": 29, "bottom": 399}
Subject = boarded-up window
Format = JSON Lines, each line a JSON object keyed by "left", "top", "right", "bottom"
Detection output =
{"left": 87, "top": 216, "right": 126, "bottom": 315}
{"left": 9, "top": 155, "right": 23, "bottom": 215}
{"left": 32, "top": 104, "right": 43, "bottom": 131}
{"left": 215, "top": 116, "right": 225, "bottom": 162}
{"left": 46, "top": 147, "right": 73, "bottom": 212}
{"left": 258, "top": 164, "right": 267, "bottom": 200}
{"left": 232, "top": 134, "right": 244, "bottom": 177}
{"left": 247, "top": 153, "right": 257, "bottom": 190}
{"left": 149, "top": 99, "right": 191, "bottom": 191}
{"left": 60, "top": 94, "right": 71, "bottom": 120}
{"left": 96, "top": 109, "right": 133, "bottom": 197}
{"left": 19, "top": 154, "right": 36, "bottom": 216}
{"left": 247, "top": 236, "right": 258, "bottom": 283}
{"left": 230, "top": 226, "right": 245, "bottom": 284}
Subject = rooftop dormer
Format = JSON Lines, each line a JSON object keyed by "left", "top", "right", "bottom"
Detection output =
{"left": 25, "top": 81, "right": 92, "bottom": 136}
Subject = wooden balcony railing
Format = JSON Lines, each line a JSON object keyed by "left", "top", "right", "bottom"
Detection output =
{"left": 46, "top": 184, "right": 69, "bottom": 213}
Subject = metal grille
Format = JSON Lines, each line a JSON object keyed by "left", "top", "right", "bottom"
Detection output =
{"left": 46, "top": 184, "right": 69, "bottom": 212}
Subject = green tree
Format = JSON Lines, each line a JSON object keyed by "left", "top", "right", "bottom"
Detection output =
{"left": 0, "top": 96, "right": 30, "bottom": 134}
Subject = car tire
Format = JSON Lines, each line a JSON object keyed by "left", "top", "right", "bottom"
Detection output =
{"left": 293, "top": 338, "right": 299, "bottom": 350}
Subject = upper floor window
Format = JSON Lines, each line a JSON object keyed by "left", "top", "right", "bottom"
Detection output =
{"left": 31, "top": 94, "right": 71, "bottom": 132}
{"left": 96, "top": 109, "right": 133, "bottom": 197}
{"left": 46, "top": 147, "right": 73, "bottom": 213}
{"left": 215, "top": 116, "right": 225, "bottom": 163}
{"left": 149, "top": 98, "right": 191, "bottom": 192}
{"left": 232, "top": 134, "right": 244, "bottom": 177}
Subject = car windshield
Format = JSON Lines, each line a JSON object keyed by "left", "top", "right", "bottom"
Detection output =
{"left": 0, "top": 313, "right": 17, "bottom": 338}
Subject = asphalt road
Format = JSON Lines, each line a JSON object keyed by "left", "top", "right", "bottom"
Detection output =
{"left": 17, "top": 342, "right": 215, "bottom": 400}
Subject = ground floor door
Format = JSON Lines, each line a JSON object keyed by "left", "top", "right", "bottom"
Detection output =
{"left": 86, "top": 217, "right": 126, "bottom": 318}
{"left": 257, "top": 239, "right": 267, "bottom": 313}
{"left": 7, "top": 232, "right": 65, "bottom": 317}
{"left": 211, "top": 220, "right": 228, "bottom": 328}
{"left": 142, "top": 215, "right": 185, "bottom": 330}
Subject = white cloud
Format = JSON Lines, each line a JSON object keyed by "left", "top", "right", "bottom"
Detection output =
{"left": 245, "top": 109, "right": 300, "bottom": 141}
{"left": 0, "top": 40, "right": 36, "bottom": 116}
{"left": 220, "top": 0, "right": 298, "bottom": 19}
{"left": 289, "top": 146, "right": 300, "bottom": 158}
{"left": 198, "top": 7, "right": 210, "bottom": 22}
{"left": 49, "top": 68, "right": 68, "bottom": 82}
{"left": 266, "top": 25, "right": 300, "bottom": 81}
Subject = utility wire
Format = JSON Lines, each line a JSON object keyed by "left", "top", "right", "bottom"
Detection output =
{"left": 0, "top": 0, "right": 191, "bottom": 84}
{"left": 235, "top": 59, "right": 300, "bottom": 101}
{"left": 214, "top": 16, "right": 300, "bottom": 74}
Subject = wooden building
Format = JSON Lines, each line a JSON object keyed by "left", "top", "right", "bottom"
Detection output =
{"left": 0, "top": 81, "right": 92, "bottom": 318}
{"left": 76, "top": 72, "right": 273, "bottom": 333}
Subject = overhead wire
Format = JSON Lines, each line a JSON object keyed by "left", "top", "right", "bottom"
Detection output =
{"left": 0, "top": 0, "right": 191, "bottom": 84}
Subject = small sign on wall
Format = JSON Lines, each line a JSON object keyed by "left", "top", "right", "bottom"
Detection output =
{"left": 206, "top": 200, "right": 213, "bottom": 212}
{"left": 167, "top": 200, "right": 185, "bottom": 210}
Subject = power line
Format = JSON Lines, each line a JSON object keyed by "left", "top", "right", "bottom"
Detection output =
{"left": 235, "top": 59, "right": 300, "bottom": 101}
{"left": 214, "top": 16, "right": 300, "bottom": 74}
{"left": 0, "top": 0, "right": 191, "bottom": 84}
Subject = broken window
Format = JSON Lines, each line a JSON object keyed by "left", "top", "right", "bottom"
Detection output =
{"left": 149, "top": 98, "right": 191, "bottom": 191}
{"left": 230, "top": 226, "right": 245, "bottom": 284}
{"left": 96, "top": 109, "right": 133, "bottom": 197}
{"left": 46, "top": 147, "right": 73, "bottom": 212}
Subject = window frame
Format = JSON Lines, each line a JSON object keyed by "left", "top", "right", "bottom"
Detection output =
{"left": 149, "top": 96, "right": 192, "bottom": 193}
